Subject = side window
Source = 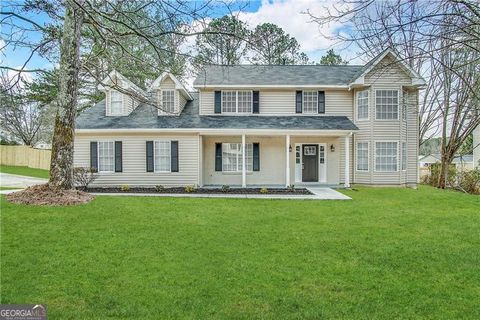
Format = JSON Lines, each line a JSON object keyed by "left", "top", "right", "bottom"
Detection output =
{"left": 357, "top": 90, "right": 369, "bottom": 120}
{"left": 356, "top": 142, "right": 369, "bottom": 171}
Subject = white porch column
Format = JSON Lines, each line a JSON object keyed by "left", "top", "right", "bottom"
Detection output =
{"left": 344, "top": 134, "right": 351, "bottom": 188}
{"left": 242, "top": 134, "right": 246, "bottom": 187}
{"left": 286, "top": 134, "right": 291, "bottom": 187}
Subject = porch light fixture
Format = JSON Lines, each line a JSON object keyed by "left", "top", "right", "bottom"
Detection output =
{"left": 330, "top": 144, "right": 335, "bottom": 152}
{"left": 289, "top": 144, "right": 292, "bottom": 152}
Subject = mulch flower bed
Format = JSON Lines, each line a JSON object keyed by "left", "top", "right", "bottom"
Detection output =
{"left": 85, "top": 187, "right": 313, "bottom": 195}
{"left": 7, "top": 184, "right": 95, "bottom": 206}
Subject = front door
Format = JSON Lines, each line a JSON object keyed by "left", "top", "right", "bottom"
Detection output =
{"left": 302, "top": 144, "right": 318, "bottom": 182}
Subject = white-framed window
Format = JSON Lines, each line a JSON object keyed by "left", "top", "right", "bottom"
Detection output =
{"left": 222, "top": 143, "right": 253, "bottom": 172}
{"left": 110, "top": 90, "right": 123, "bottom": 115}
{"left": 401, "top": 142, "right": 407, "bottom": 171}
{"left": 375, "top": 90, "right": 399, "bottom": 120}
{"left": 375, "top": 141, "right": 398, "bottom": 172}
{"left": 356, "top": 142, "right": 369, "bottom": 171}
{"left": 221, "top": 90, "right": 252, "bottom": 113}
{"left": 161, "top": 90, "right": 175, "bottom": 114}
{"left": 357, "top": 90, "right": 369, "bottom": 120}
{"left": 154, "top": 141, "right": 171, "bottom": 172}
{"left": 303, "top": 91, "right": 318, "bottom": 114}
{"left": 98, "top": 141, "right": 115, "bottom": 172}
{"left": 402, "top": 90, "right": 408, "bottom": 121}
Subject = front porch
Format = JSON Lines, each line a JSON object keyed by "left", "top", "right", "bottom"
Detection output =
{"left": 199, "top": 131, "right": 353, "bottom": 188}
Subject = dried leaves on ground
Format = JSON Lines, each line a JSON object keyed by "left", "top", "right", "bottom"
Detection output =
{"left": 6, "top": 184, "right": 94, "bottom": 206}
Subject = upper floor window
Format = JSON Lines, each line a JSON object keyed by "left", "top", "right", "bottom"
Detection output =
{"left": 376, "top": 90, "right": 398, "bottom": 120}
{"left": 222, "top": 143, "right": 253, "bottom": 172}
{"left": 357, "top": 90, "right": 369, "bottom": 120}
{"left": 303, "top": 91, "right": 318, "bottom": 114}
{"left": 161, "top": 90, "right": 175, "bottom": 114}
{"left": 110, "top": 90, "right": 123, "bottom": 115}
{"left": 402, "top": 90, "right": 408, "bottom": 121}
{"left": 98, "top": 141, "right": 114, "bottom": 172}
{"left": 375, "top": 141, "right": 398, "bottom": 172}
{"left": 221, "top": 90, "right": 252, "bottom": 113}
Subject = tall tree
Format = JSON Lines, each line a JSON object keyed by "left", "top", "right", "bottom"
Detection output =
{"left": 194, "top": 15, "right": 249, "bottom": 67}
{"left": 249, "top": 23, "right": 309, "bottom": 65}
{"left": 318, "top": 49, "right": 347, "bottom": 65}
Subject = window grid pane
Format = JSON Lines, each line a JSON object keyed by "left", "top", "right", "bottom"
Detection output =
{"left": 375, "top": 142, "right": 398, "bottom": 172}
{"left": 303, "top": 91, "right": 317, "bottom": 114}
{"left": 154, "top": 141, "right": 171, "bottom": 172}
{"left": 161, "top": 90, "right": 175, "bottom": 113}
{"left": 357, "top": 90, "right": 369, "bottom": 120}
{"left": 110, "top": 90, "right": 123, "bottom": 114}
{"left": 222, "top": 91, "right": 237, "bottom": 113}
{"left": 376, "top": 90, "right": 398, "bottom": 120}
{"left": 98, "top": 141, "right": 114, "bottom": 172}
{"left": 222, "top": 143, "right": 253, "bottom": 172}
{"left": 237, "top": 91, "right": 252, "bottom": 113}
{"left": 357, "top": 142, "right": 369, "bottom": 171}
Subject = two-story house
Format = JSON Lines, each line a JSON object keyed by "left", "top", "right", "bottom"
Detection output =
{"left": 74, "top": 48, "right": 425, "bottom": 188}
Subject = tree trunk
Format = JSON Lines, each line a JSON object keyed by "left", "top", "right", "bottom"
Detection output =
{"left": 49, "top": 0, "right": 84, "bottom": 189}
{"left": 437, "top": 151, "right": 454, "bottom": 189}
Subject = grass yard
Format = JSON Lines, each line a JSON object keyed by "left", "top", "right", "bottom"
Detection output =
{"left": 0, "top": 165, "right": 50, "bottom": 179}
{"left": 1, "top": 186, "right": 479, "bottom": 319}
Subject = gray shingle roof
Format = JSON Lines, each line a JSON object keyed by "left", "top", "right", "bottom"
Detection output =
{"left": 76, "top": 93, "right": 358, "bottom": 131}
{"left": 193, "top": 65, "right": 364, "bottom": 87}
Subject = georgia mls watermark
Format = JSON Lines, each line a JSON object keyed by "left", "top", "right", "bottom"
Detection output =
{"left": 0, "top": 305, "right": 47, "bottom": 320}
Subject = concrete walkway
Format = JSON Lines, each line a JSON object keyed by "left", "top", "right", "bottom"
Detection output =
{"left": 0, "top": 173, "right": 47, "bottom": 189}
{"left": 88, "top": 187, "right": 350, "bottom": 200}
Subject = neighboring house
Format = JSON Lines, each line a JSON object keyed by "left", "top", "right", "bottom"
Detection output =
{"left": 74, "top": 48, "right": 425, "bottom": 188}
{"left": 419, "top": 154, "right": 474, "bottom": 178}
{"left": 34, "top": 141, "right": 52, "bottom": 150}
{"left": 474, "top": 125, "right": 480, "bottom": 168}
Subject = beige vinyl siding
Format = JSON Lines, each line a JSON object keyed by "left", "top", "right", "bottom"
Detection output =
{"left": 179, "top": 93, "right": 188, "bottom": 113}
{"left": 74, "top": 133, "right": 199, "bottom": 187}
{"left": 353, "top": 55, "right": 418, "bottom": 185}
{"left": 199, "top": 89, "right": 353, "bottom": 118}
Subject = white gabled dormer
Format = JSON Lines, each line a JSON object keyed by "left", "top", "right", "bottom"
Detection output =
{"left": 148, "top": 72, "right": 193, "bottom": 116}
{"left": 98, "top": 70, "right": 146, "bottom": 116}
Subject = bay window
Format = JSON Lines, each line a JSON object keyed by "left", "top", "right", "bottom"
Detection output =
{"left": 356, "top": 142, "right": 369, "bottom": 171}
{"left": 376, "top": 90, "right": 398, "bottom": 120}
{"left": 357, "top": 90, "right": 369, "bottom": 120}
{"left": 375, "top": 141, "right": 398, "bottom": 172}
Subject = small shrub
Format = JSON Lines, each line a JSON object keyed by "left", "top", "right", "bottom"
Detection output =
{"left": 120, "top": 184, "right": 130, "bottom": 192}
{"left": 184, "top": 185, "right": 196, "bottom": 193}
{"left": 155, "top": 185, "right": 164, "bottom": 192}
{"left": 260, "top": 187, "right": 268, "bottom": 194}
{"left": 221, "top": 185, "right": 230, "bottom": 193}
{"left": 422, "top": 163, "right": 456, "bottom": 187}
{"left": 73, "top": 167, "right": 97, "bottom": 190}
{"left": 457, "top": 169, "right": 480, "bottom": 195}
{"left": 287, "top": 184, "right": 295, "bottom": 192}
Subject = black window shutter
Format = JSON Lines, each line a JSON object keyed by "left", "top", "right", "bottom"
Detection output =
{"left": 215, "top": 143, "right": 222, "bottom": 171}
{"left": 90, "top": 141, "right": 98, "bottom": 172}
{"left": 296, "top": 91, "right": 303, "bottom": 113}
{"left": 146, "top": 141, "right": 154, "bottom": 172}
{"left": 214, "top": 91, "right": 222, "bottom": 114}
{"left": 114, "top": 141, "right": 122, "bottom": 172}
{"left": 253, "top": 143, "right": 260, "bottom": 171}
{"left": 253, "top": 91, "right": 260, "bottom": 114}
{"left": 171, "top": 141, "right": 179, "bottom": 172}
{"left": 318, "top": 91, "right": 325, "bottom": 114}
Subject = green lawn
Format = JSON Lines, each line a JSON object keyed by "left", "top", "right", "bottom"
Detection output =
{"left": 1, "top": 186, "right": 479, "bottom": 319}
{"left": 0, "top": 165, "right": 50, "bottom": 179}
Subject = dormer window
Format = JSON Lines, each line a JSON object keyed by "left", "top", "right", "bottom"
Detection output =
{"left": 161, "top": 90, "right": 175, "bottom": 114}
{"left": 110, "top": 90, "right": 123, "bottom": 115}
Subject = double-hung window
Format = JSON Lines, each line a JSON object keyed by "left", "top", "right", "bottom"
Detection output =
{"left": 401, "top": 142, "right": 407, "bottom": 170}
{"left": 356, "top": 142, "right": 369, "bottom": 171}
{"left": 154, "top": 141, "right": 171, "bottom": 172}
{"left": 110, "top": 90, "right": 123, "bottom": 115}
{"left": 161, "top": 90, "right": 175, "bottom": 114}
{"left": 98, "top": 141, "right": 115, "bottom": 172}
{"left": 375, "top": 141, "right": 398, "bottom": 172}
{"left": 357, "top": 90, "right": 369, "bottom": 120}
{"left": 376, "top": 90, "right": 398, "bottom": 120}
{"left": 222, "top": 90, "right": 252, "bottom": 113}
{"left": 222, "top": 143, "right": 253, "bottom": 172}
{"left": 303, "top": 91, "right": 318, "bottom": 114}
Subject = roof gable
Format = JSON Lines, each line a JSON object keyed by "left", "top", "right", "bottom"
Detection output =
{"left": 98, "top": 70, "right": 146, "bottom": 95}
{"left": 149, "top": 72, "right": 193, "bottom": 100}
